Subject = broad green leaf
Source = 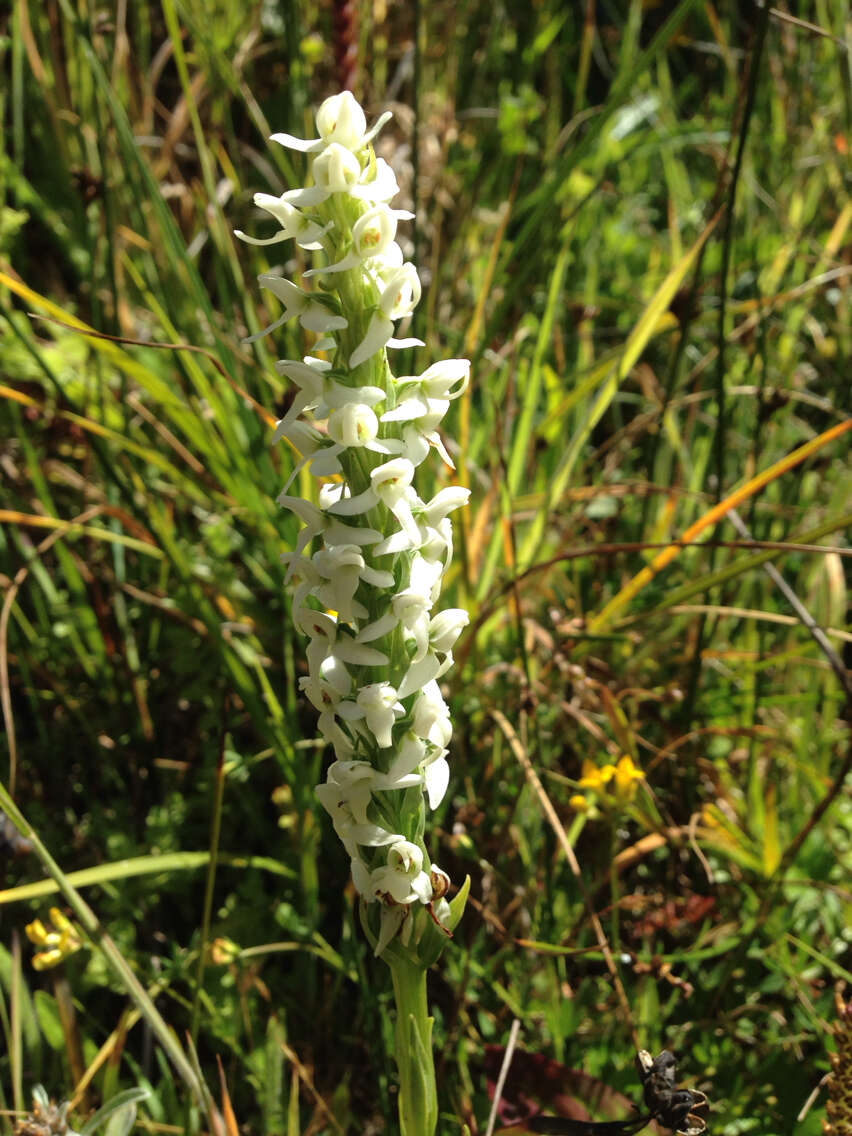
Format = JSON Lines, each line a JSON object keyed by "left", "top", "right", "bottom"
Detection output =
{"left": 33, "top": 990, "right": 64, "bottom": 1051}
{"left": 0, "top": 852, "right": 294, "bottom": 906}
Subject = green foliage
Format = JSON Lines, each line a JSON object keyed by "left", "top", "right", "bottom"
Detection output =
{"left": 1, "top": 1, "right": 850, "bottom": 1134}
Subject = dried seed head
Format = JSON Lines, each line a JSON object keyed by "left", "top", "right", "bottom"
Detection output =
{"left": 14, "top": 1088, "right": 76, "bottom": 1136}
{"left": 823, "top": 987, "right": 852, "bottom": 1135}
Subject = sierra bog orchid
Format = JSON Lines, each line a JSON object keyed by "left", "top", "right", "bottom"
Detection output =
{"left": 239, "top": 91, "right": 469, "bottom": 1135}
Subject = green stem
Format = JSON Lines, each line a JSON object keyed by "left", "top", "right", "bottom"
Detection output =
{"left": 609, "top": 821, "right": 620, "bottom": 957}
{"left": 388, "top": 955, "right": 437, "bottom": 1136}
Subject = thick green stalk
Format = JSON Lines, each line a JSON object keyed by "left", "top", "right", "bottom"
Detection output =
{"left": 388, "top": 955, "right": 437, "bottom": 1136}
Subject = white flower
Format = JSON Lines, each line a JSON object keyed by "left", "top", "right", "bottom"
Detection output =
{"left": 305, "top": 206, "right": 413, "bottom": 277}
{"left": 422, "top": 751, "right": 450, "bottom": 809}
{"left": 313, "top": 143, "right": 362, "bottom": 193}
{"left": 378, "top": 731, "right": 450, "bottom": 810}
{"left": 274, "top": 496, "right": 326, "bottom": 560}
{"left": 280, "top": 551, "right": 320, "bottom": 607}
{"left": 299, "top": 673, "right": 343, "bottom": 714}
{"left": 271, "top": 91, "right": 392, "bottom": 154}
{"left": 235, "top": 194, "right": 329, "bottom": 249}
{"left": 381, "top": 264, "right": 422, "bottom": 320}
{"left": 350, "top": 158, "right": 401, "bottom": 204}
{"left": 295, "top": 609, "right": 389, "bottom": 673}
{"left": 374, "top": 733, "right": 429, "bottom": 791}
{"left": 336, "top": 682, "right": 403, "bottom": 749}
{"left": 397, "top": 652, "right": 442, "bottom": 699}
{"left": 381, "top": 360, "right": 470, "bottom": 467}
{"left": 317, "top": 712, "right": 356, "bottom": 761}
{"left": 411, "top": 680, "right": 453, "bottom": 748}
{"left": 323, "top": 457, "right": 420, "bottom": 544}
{"left": 318, "top": 653, "right": 353, "bottom": 697}
{"left": 370, "top": 840, "right": 432, "bottom": 904}
{"left": 247, "top": 276, "right": 348, "bottom": 342}
{"left": 355, "top": 206, "right": 411, "bottom": 257}
{"left": 351, "top": 856, "right": 373, "bottom": 897}
{"left": 373, "top": 460, "right": 421, "bottom": 543}
{"left": 355, "top": 611, "right": 399, "bottom": 644}
{"left": 273, "top": 359, "right": 331, "bottom": 438}
{"left": 391, "top": 588, "right": 431, "bottom": 661}
{"left": 316, "top": 92, "right": 390, "bottom": 150}
{"left": 349, "top": 264, "right": 422, "bottom": 367}
{"left": 315, "top": 759, "right": 375, "bottom": 841}
{"left": 311, "top": 544, "right": 369, "bottom": 624}
{"left": 357, "top": 682, "right": 403, "bottom": 748}
{"left": 421, "top": 519, "right": 456, "bottom": 584}
{"left": 276, "top": 493, "right": 383, "bottom": 551}
{"left": 275, "top": 418, "right": 325, "bottom": 458}
{"left": 327, "top": 402, "right": 380, "bottom": 447}
{"left": 429, "top": 609, "right": 469, "bottom": 654}
{"left": 275, "top": 421, "right": 344, "bottom": 491}
{"left": 420, "top": 486, "right": 471, "bottom": 525}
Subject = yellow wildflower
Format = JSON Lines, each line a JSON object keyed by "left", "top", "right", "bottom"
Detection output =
{"left": 25, "top": 907, "right": 83, "bottom": 971}
{"left": 210, "top": 937, "right": 241, "bottom": 965}
{"left": 578, "top": 759, "right": 616, "bottom": 792}
{"left": 612, "top": 754, "right": 645, "bottom": 803}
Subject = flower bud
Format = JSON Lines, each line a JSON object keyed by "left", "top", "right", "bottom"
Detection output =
{"left": 313, "top": 143, "right": 362, "bottom": 194}
{"left": 327, "top": 403, "right": 380, "bottom": 447}
{"left": 430, "top": 865, "right": 451, "bottom": 900}
{"left": 316, "top": 91, "right": 367, "bottom": 149}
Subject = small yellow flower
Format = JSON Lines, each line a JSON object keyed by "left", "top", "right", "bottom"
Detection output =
{"left": 25, "top": 907, "right": 83, "bottom": 971}
{"left": 578, "top": 759, "right": 616, "bottom": 792}
{"left": 26, "top": 918, "right": 48, "bottom": 943}
{"left": 612, "top": 754, "right": 645, "bottom": 803}
{"left": 210, "top": 937, "right": 242, "bottom": 965}
{"left": 701, "top": 805, "right": 721, "bottom": 828}
{"left": 569, "top": 794, "right": 592, "bottom": 813}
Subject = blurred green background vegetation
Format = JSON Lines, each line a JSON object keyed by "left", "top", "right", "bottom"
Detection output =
{"left": 1, "top": 0, "right": 851, "bottom": 1132}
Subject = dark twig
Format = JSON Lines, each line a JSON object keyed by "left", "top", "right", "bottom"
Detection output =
{"left": 726, "top": 508, "right": 852, "bottom": 702}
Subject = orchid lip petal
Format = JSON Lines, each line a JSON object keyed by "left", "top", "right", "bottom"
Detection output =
{"left": 381, "top": 396, "right": 431, "bottom": 423}
{"left": 355, "top": 612, "right": 399, "bottom": 643}
{"left": 332, "top": 640, "right": 389, "bottom": 666}
{"left": 360, "top": 566, "right": 395, "bottom": 587}
{"left": 281, "top": 186, "right": 330, "bottom": 207}
{"left": 361, "top": 110, "right": 393, "bottom": 147}
{"left": 325, "top": 487, "right": 379, "bottom": 516}
{"left": 234, "top": 229, "right": 291, "bottom": 246}
{"left": 324, "top": 522, "right": 383, "bottom": 547}
{"left": 350, "top": 315, "right": 394, "bottom": 368}
{"left": 372, "top": 529, "right": 420, "bottom": 557}
{"left": 425, "top": 756, "right": 450, "bottom": 809}
{"left": 303, "top": 252, "right": 361, "bottom": 277}
{"left": 242, "top": 312, "right": 290, "bottom": 344}
{"left": 347, "top": 824, "right": 403, "bottom": 847}
{"left": 387, "top": 337, "right": 426, "bottom": 349}
{"left": 398, "top": 653, "right": 441, "bottom": 699}
{"left": 300, "top": 309, "right": 349, "bottom": 333}
{"left": 269, "top": 131, "right": 325, "bottom": 153}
